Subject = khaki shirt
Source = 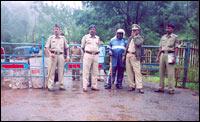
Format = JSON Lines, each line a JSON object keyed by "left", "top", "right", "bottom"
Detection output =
{"left": 70, "top": 46, "right": 81, "bottom": 61}
{"left": 81, "top": 34, "right": 100, "bottom": 52}
{"left": 159, "top": 33, "right": 178, "bottom": 51}
{"left": 127, "top": 35, "right": 144, "bottom": 53}
{"left": 45, "top": 35, "right": 68, "bottom": 53}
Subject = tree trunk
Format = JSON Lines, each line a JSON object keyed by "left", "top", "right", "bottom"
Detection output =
{"left": 135, "top": 2, "right": 141, "bottom": 24}
{"left": 125, "top": 1, "right": 132, "bottom": 37}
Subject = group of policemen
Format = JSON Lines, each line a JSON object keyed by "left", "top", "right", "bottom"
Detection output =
{"left": 45, "top": 23, "right": 179, "bottom": 94}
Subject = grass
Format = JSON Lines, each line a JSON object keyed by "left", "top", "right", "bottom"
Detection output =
{"left": 143, "top": 65, "right": 199, "bottom": 91}
{"left": 143, "top": 76, "right": 160, "bottom": 83}
{"left": 185, "top": 83, "right": 199, "bottom": 91}
{"left": 176, "top": 81, "right": 199, "bottom": 91}
{"left": 143, "top": 75, "right": 199, "bottom": 91}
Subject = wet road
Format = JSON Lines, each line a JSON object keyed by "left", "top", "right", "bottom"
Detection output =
{"left": 1, "top": 78, "right": 199, "bottom": 121}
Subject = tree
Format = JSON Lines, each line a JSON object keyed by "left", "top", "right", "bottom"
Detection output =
{"left": 1, "top": 1, "right": 199, "bottom": 45}
{"left": 81, "top": 1, "right": 199, "bottom": 44}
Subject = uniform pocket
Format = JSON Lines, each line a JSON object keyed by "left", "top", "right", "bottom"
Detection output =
{"left": 59, "top": 43, "right": 64, "bottom": 49}
{"left": 167, "top": 38, "right": 175, "bottom": 48}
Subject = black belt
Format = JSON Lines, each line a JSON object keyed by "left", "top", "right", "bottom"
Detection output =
{"left": 51, "top": 51, "right": 63, "bottom": 55}
{"left": 127, "top": 51, "right": 135, "bottom": 54}
{"left": 85, "top": 51, "right": 99, "bottom": 55}
{"left": 161, "top": 50, "right": 175, "bottom": 53}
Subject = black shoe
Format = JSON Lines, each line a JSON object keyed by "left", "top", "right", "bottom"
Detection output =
{"left": 99, "top": 79, "right": 104, "bottom": 82}
{"left": 138, "top": 89, "right": 144, "bottom": 94}
{"left": 59, "top": 86, "right": 66, "bottom": 90}
{"left": 91, "top": 87, "right": 100, "bottom": 91}
{"left": 105, "top": 85, "right": 111, "bottom": 89}
{"left": 116, "top": 85, "right": 123, "bottom": 89}
{"left": 168, "top": 90, "right": 175, "bottom": 94}
{"left": 154, "top": 88, "right": 164, "bottom": 93}
{"left": 128, "top": 87, "right": 135, "bottom": 91}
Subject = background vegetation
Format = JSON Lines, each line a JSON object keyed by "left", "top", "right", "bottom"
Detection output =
{"left": 1, "top": 1, "right": 199, "bottom": 45}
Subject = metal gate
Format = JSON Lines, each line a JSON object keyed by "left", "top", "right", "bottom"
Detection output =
{"left": 1, "top": 37, "right": 199, "bottom": 89}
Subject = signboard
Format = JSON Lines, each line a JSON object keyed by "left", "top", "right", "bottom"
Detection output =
{"left": 1, "top": 63, "right": 29, "bottom": 69}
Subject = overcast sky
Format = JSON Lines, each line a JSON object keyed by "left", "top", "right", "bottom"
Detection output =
{"left": 43, "top": 1, "right": 82, "bottom": 9}
{"left": 1, "top": 1, "right": 83, "bottom": 9}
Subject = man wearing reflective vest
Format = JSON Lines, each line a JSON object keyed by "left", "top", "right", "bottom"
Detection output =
{"left": 105, "top": 29, "right": 127, "bottom": 89}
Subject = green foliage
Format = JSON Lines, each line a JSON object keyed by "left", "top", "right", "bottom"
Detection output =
{"left": 1, "top": 1, "right": 199, "bottom": 45}
{"left": 176, "top": 82, "right": 199, "bottom": 91}
{"left": 78, "top": 1, "right": 199, "bottom": 44}
{"left": 143, "top": 76, "right": 160, "bottom": 83}
{"left": 175, "top": 64, "right": 199, "bottom": 83}
{"left": 188, "top": 67, "right": 199, "bottom": 82}
{"left": 186, "top": 83, "right": 199, "bottom": 91}
{"left": 142, "top": 27, "right": 160, "bottom": 45}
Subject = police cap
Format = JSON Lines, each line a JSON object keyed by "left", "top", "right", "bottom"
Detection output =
{"left": 89, "top": 24, "right": 96, "bottom": 30}
{"left": 132, "top": 24, "right": 141, "bottom": 30}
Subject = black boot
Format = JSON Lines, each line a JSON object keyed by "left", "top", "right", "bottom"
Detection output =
{"left": 128, "top": 87, "right": 135, "bottom": 91}
{"left": 105, "top": 84, "right": 111, "bottom": 89}
{"left": 138, "top": 89, "right": 144, "bottom": 94}
{"left": 116, "top": 85, "right": 123, "bottom": 89}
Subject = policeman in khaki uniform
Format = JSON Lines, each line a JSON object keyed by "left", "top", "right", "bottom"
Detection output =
{"left": 155, "top": 23, "right": 179, "bottom": 94}
{"left": 81, "top": 25, "right": 101, "bottom": 92}
{"left": 125, "top": 24, "right": 144, "bottom": 94}
{"left": 70, "top": 41, "right": 82, "bottom": 81}
{"left": 45, "top": 24, "right": 69, "bottom": 91}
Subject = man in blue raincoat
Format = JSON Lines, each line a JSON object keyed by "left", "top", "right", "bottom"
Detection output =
{"left": 105, "top": 29, "right": 127, "bottom": 89}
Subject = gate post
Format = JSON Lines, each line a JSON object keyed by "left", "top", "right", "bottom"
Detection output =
{"left": 182, "top": 42, "right": 190, "bottom": 88}
{"left": 41, "top": 35, "right": 45, "bottom": 88}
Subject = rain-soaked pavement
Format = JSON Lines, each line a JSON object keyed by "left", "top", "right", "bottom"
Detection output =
{"left": 1, "top": 75, "right": 199, "bottom": 121}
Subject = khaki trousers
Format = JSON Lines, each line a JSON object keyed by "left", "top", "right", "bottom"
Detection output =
{"left": 126, "top": 53, "right": 143, "bottom": 89}
{"left": 159, "top": 53, "right": 175, "bottom": 90}
{"left": 47, "top": 54, "right": 65, "bottom": 88}
{"left": 82, "top": 53, "right": 99, "bottom": 89}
